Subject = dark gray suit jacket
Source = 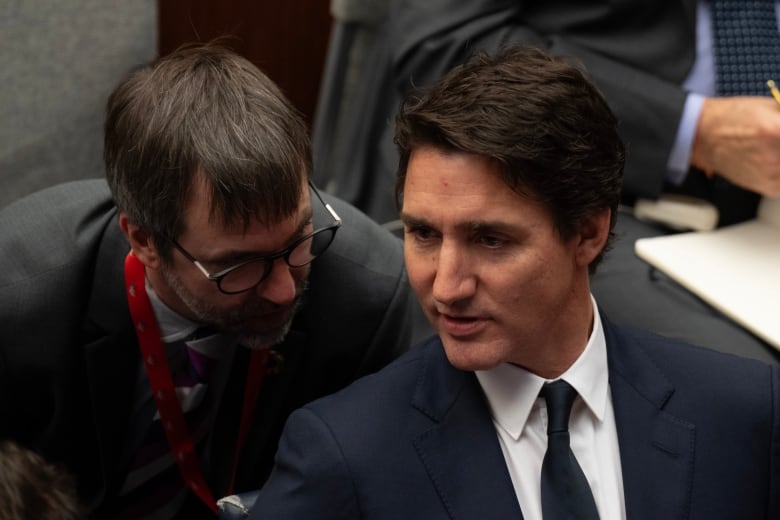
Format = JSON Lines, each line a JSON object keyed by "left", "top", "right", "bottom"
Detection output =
{"left": 391, "top": 0, "right": 697, "bottom": 202}
{"left": 0, "top": 179, "right": 412, "bottom": 516}
{"left": 251, "top": 319, "right": 780, "bottom": 519}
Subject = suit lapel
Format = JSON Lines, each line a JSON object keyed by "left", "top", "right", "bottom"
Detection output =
{"left": 605, "top": 321, "right": 695, "bottom": 520}
{"left": 411, "top": 341, "right": 524, "bottom": 519}
{"left": 83, "top": 334, "right": 139, "bottom": 496}
{"left": 81, "top": 223, "right": 139, "bottom": 502}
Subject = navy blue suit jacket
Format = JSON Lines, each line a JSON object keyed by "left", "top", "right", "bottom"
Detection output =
{"left": 251, "top": 318, "right": 779, "bottom": 519}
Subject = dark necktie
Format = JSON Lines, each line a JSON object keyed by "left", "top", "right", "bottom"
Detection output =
{"left": 540, "top": 380, "right": 600, "bottom": 520}
{"left": 711, "top": 0, "right": 780, "bottom": 95}
{"left": 114, "top": 328, "right": 223, "bottom": 516}
{"left": 183, "top": 327, "right": 221, "bottom": 382}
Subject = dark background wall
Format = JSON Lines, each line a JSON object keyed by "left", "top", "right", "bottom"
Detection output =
{"left": 158, "top": 0, "right": 332, "bottom": 125}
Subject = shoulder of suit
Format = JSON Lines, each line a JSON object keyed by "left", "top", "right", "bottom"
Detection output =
{"left": 0, "top": 179, "right": 119, "bottom": 286}
{"left": 315, "top": 192, "right": 405, "bottom": 277}
{"left": 306, "top": 340, "right": 432, "bottom": 411}
{"left": 606, "top": 318, "right": 775, "bottom": 391}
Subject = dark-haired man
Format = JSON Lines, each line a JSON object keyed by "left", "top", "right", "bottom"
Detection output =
{"left": 316, "top": 0, "right": 780, "bottom": 363}
{"left": 0, "top": 44, "right": 412, "bottom": 518}
{"left": 250, "top": 46, "right": 779, "bottom": 519}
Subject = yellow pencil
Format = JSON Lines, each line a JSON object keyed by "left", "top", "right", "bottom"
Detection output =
{"left": 767, "top": 80, "right": 780, "bottom": 105}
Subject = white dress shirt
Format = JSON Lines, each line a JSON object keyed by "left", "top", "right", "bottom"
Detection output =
{"left": 475, "top": 298, "right": 626, "bottom": 520}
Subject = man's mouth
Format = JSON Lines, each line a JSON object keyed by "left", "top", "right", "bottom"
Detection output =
{"left": 437, "top": 312, "right": 487, "bottom": 338}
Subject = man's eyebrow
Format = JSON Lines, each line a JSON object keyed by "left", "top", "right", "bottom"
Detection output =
{"left": 201, "top": 206, "right": 315, "bottom": 263}
{"left": 399, "top": 213, "right": 428, "bottom": 227}
{"left": 466, "top": 220, "right": 516, "bottom": 234}
{"left": 294, "top": 206, "right": 314, "bottom": 235}
{"left": 400, "top": 213, "right": 516, "bottom": 234}
{"left": 261, "top": 205, "right": 315, "bottom": 252}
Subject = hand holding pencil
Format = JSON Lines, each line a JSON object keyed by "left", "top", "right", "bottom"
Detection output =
{"left": 690, "top": 85, "right": 780, "bottom": 197}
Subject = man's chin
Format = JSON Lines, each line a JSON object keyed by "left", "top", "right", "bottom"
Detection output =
{"left": 235, "top": 318, "right": 293, "bottom": 350}
{"left": 228, "top": 298, "right": 303, "bottom": 349}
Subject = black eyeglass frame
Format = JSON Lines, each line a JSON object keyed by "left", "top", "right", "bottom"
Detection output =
{"left": 170, "top": 181, "right": 342, "bottom": 294}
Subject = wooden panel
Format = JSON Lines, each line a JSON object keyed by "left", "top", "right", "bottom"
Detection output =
{"left": 158, "top": 0, "right": 332, "bottom": 125}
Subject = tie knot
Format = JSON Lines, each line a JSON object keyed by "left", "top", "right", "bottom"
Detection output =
{"left": 183, "top": 328, "right": 223, "bottom": 382}
{"left": 541, "top": 380, "right": 578, "bottom": 434}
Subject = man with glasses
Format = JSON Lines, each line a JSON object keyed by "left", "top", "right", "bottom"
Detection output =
{"left": 0, "top": 44, "right": 412, "bottom": 518}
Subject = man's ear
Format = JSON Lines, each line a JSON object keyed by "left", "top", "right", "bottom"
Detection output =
{"left": 118, "top": 212, "right": 162, "bottom": 269}
{"left": 574, "top": 208, "right": 611, "bottom": 267}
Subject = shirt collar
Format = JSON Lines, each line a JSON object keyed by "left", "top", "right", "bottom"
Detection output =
{"left": 475, "top": 295, "right": 609, "bottom": 440}
{"left": 145, "top": 277, "right": 199, "bottom": 343}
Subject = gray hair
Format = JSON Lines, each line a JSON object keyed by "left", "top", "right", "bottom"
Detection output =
{"left": 104, "top": 43, "right": 311, "bottom": 259}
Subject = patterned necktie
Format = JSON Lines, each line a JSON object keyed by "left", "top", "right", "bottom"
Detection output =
{"left": 183, "top": 327, "right": 221, "bottom": 383}
{"left": 540, "top": 380, "right": 600, "bottom": 519}
{"left": 711, "top": 0, "right": 780, "bottom": 95}
{"left": 115, "top": 329, "right": 223, "bottom": 517}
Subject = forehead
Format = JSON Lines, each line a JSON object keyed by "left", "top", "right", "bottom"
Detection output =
{"left": 182, "top": 178, "right": 311, "bottom": 239}
{"left": 402, "top": 147, "right": 547, "bottom": 225}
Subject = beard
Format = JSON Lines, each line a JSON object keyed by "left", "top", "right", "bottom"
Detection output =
{"left": 161, "top": 266, "right": 308, "bottom": 350}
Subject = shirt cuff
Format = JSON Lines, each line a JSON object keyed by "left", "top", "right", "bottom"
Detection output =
{"left": 666, "top": 92, "right": 705, "bottom": 185}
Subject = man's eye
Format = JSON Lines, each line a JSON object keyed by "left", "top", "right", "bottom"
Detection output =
{"left": 479, "top": 235, "right": 506, "bottom": 249}
{"left": 405, "top": 225, "right": 437, "bottom": 242}
{"left": 210, "top": 255, "right": 260, "bottom": 272}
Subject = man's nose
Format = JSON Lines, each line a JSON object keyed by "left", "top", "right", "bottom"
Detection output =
{"left": 431, "top": 241, "right": 476, "bottom": 306}
{"left": 256, "top": 258, "right": 298, "bottom": 305}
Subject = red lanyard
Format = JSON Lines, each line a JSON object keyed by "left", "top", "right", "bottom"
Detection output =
{"left": 124, "top": 252, "right": 270, "bottom": 513}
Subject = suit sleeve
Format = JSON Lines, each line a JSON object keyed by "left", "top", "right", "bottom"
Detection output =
{"left": 770, "top": 364, "right": 780, "bottom": 517}
{"left": 390, "top": 0, "right": 688, "bottom": 200}
{"left": 249, "top": 407, "right": 361, "bottom": 519}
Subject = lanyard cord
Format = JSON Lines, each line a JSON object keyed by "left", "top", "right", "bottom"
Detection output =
{"left": 124, "top": 252, "right": 270, "bottom": 514}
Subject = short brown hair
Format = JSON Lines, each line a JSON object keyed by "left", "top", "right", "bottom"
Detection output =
{"left": 0, "top": 441, "right": 86, "bottom": 520}
{"left": 394, "top": 46, "right": 625, "bottom": 271}
{"left": 104, "top": 42, "right": 311, "bottom": 260}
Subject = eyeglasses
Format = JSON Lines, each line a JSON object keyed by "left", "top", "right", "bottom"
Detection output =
{"left": 170, "top": 182, "right": 342, "bottom": 294}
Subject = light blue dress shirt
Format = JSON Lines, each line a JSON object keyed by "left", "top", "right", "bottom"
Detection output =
{"left": 667, "top": 0, "right": 780, "bottom": 183}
